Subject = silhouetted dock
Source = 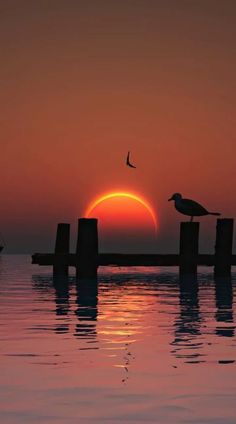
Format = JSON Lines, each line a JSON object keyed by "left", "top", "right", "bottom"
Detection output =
{"left": 32, "top": 218, "right": 235, "bottom": 278}
{"left": 32, "top": 252, "right": 236, "bottom": 267}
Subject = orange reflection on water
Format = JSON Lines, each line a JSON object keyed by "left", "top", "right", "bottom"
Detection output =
{"left": 97, "top": 286, "right": 159, "bottom": 376}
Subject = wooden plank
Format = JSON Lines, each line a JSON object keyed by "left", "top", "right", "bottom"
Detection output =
{"left": 32, "top": 253, "right": 236, "bottom": 267}
{"left": 99, "top": 253, "right": 179, "bottom": 266}
{"left": 32, "top": 253, "right": 75, "bottom": 266}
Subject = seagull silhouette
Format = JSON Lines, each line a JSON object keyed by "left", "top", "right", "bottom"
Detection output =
{"left": 126, "top": 151, "right": 136, "bottom": 168}
{"left": 168, "top": 193, "right": 221, "bottom": 222}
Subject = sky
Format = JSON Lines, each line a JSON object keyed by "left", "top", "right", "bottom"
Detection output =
{"left": 1, "top": 0, "right": 236, "bottom": 253}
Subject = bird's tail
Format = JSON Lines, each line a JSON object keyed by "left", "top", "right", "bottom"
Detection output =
{"left": 209, "top": 212, "right": 221, "bottom": 216}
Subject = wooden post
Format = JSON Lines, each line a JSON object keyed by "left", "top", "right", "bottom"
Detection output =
{"left": 76, "top": 218, "right": 98, "bottom": 279}
{"left": 179, "top": 222, "right": 199, "bottom": 276}
{"left": 53, "top": 223, "right": 70, "bottom": 277}
{"left": 214, "top": 218, "right": 234, "bottom": 277}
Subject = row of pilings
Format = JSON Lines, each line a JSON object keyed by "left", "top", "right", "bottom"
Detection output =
{"left": 47, "top": 218, "right": 234, "bottom": 278}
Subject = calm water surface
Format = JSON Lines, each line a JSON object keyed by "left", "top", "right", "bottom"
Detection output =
{"left": 0, "top": 255, "right": 236, "bottom": 423}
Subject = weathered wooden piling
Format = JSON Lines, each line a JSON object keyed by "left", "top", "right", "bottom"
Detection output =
{"left": 179, "top": 222, "right": 199, "bottom": 276}
{"left": 214, "top": 218, "right": 234, "bottom": 277}
{"left": 76, "top": 218, "right": 98, "bottom": 279}
{"left": 53, "top": 223, "right": 70, "bottom": 277}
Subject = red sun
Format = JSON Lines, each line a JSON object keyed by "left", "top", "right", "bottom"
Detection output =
{"left": 85, "top": 191, "right": 158, "bottom": 252}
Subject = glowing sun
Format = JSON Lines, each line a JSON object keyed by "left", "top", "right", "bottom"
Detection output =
{"left": 85, "top": 191, "right": 158, "bottom": 233}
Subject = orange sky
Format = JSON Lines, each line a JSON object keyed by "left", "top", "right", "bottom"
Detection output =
{"left": 1, "top": 1, "right": 236, "bottom": 253}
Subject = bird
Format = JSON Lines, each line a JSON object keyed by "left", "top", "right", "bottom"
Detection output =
{"left": 126, "top": 151, "right": 136, "bottom": 168}
{"left": 168, "top": 193, "right": 221, "bottom": 222}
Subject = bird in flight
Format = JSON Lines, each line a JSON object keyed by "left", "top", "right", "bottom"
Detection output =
{"left": 168, "top": 193, "right": 221, "bottom": 222}
{"left": 126, "top": 151, "right": 136, "bottom": 168}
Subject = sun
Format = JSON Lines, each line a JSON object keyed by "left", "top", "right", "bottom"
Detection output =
{"left": 85, "top": 191, "right": 158, "bottom": 232}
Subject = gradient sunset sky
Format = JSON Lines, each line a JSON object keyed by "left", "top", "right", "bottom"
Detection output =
{"left": 1, "top": 0, "right": 236, "bottom": 253}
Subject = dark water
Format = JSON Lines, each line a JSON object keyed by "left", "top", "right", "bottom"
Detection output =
{"left": 0, "top": 256, "right": 236, "bottom": 423}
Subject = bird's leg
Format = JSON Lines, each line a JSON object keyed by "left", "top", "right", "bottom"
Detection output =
{"left": 190, "top": 216, "right": 194, "bottom": 222}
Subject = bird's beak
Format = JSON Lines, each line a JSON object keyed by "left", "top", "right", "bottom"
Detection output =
{"left": 168, "top": 197, "right": 173, "bottom": 201}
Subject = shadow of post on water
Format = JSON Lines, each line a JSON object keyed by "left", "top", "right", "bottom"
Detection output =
{"left": 74, "top": 278, "right": 98, "bottom": 342}
{"left": 214, "top": 276, "right": 234, "bottom": 338}
{"left": 171, "top": 274, "right": 202, "bottom": 363}
{"left": 32, "top": 274, "right": 71, "bottom": 334}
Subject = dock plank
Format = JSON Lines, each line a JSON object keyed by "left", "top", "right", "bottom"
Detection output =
{"left": 32, "top": 253, "right": 236, "bottom": 267}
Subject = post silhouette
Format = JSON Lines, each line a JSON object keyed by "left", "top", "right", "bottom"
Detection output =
{"left": 53, "top": 223, "right": 70, "bottom": 277}
{"left": 214, "top": 219, "right": 234, "bottom": 277}
{"left": 76, "top": 218, "right": 98, "bottom": 279}
{"left": 179, "top": 222, "right": 199, "bottom": 276}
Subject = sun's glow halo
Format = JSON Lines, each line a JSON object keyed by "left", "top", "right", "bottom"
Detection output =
{"left": 85, "top": 191, "right": 158, "bottom": 232}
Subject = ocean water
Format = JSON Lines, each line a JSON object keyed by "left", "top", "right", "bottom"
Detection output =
{"left": 0, "top": 255, "right": 236, "bottom": 424}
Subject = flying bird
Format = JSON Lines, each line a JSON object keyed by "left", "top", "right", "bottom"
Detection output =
{"left": 126, "top": 151, "right": 136, "bottom": 168}
{"left": 168, "top": 193, "right": 221, "bottom": 222}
